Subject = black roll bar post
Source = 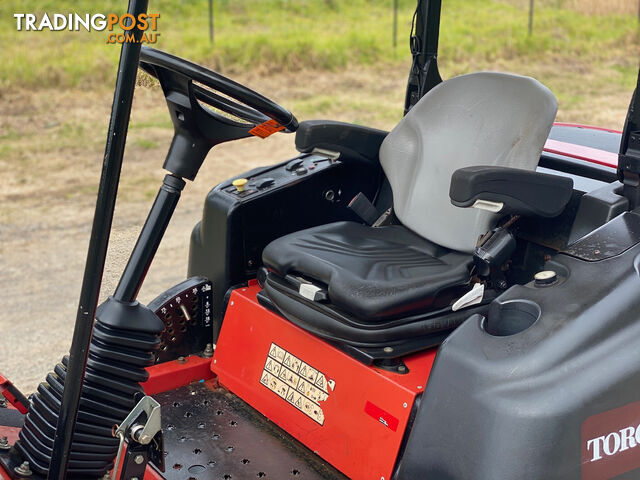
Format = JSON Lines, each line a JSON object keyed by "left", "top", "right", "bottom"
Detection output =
{"left": 618, "top": 69, "right": 640, "bottom": 209}
{"left": 47, "top": 0, "right": 149, "bottom": 478}
{"left": 404, "top": 0, "right": 443, "bottom": 114}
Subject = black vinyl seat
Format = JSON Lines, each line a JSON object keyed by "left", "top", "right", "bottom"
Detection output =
{"left": 262, "top": 221, "right": 473, "bottom": 321}
{"left": 259, "top": 72, "right": 559, "bottom": 349}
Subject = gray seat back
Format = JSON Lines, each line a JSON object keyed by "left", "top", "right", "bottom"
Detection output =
{"left": 379, "top": 71, "right": 558, "bottom": 253}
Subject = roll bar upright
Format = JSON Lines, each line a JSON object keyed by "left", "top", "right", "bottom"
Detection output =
{"left": 47, "top": 1, "right": 149, "bottom": 477}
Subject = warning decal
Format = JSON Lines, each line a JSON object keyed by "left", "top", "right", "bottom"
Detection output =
{"left": 248, "top": 119, "right": 286, "bottom": 138}
{"left": 260, "top": 343, "right": 334, "bottom": 425}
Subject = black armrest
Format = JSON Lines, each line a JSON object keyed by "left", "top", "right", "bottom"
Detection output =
{"left": 449, "top": 166, "right": 574, "bottom": 217}
{"left": 295, "top": 120, "right": 388, "bottom": 164}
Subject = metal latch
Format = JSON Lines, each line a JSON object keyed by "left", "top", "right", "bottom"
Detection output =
{"left": 111, "top": 396, "right": 165, "bottom": 480}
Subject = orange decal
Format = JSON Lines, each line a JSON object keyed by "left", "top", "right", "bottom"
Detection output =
{"left": 249, "top": 119, "right": 285, "bottom": 138}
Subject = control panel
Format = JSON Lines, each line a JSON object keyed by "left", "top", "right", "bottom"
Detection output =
{"left": 188, "top": 150, "right": 381, "bottom": 337}
{"left": 148, "top": 277, "right": 214, "bottom": 363}
{"left": 220, "top": 153, "right": 338, "bottom": 200}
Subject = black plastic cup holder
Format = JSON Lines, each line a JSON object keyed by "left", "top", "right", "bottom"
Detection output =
{"left": 484, "top": 300, "right": 541, "bottom": 337}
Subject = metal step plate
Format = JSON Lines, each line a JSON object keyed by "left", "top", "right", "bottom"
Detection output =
{"left": 154, "top": 383, "right": 347, "bottom": 480}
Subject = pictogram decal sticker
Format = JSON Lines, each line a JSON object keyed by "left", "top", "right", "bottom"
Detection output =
{"left": 260, "top": 343, "right": 334, "bottom": 425}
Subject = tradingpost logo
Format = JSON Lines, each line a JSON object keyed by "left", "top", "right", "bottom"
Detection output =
{"left": 13, "top": 13, "right": 160, "bottom": 44}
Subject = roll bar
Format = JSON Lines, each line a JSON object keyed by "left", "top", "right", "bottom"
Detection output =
{"left": 404, "top": 0, "right": 443, "bottom": 114}
{"left": 47, "top": 1, "right": 149, "bottom": 477}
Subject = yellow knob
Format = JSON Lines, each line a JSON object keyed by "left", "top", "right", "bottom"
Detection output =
{"left": 232, "top": 178, "right": 248, "bottom": 192}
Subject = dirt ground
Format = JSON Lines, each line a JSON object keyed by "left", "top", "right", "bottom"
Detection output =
{"left": 0, "top": 66, "right": 408, "bottom": 394}
{"left": 0, "top": 63, "right": 634, "bottom": 394}
{"left": 0, "top": 139, "right": 296, "bottom": 394}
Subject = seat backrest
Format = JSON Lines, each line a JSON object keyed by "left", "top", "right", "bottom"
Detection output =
{"left": 379, "top": 71, "right": 558, "bottom": 253}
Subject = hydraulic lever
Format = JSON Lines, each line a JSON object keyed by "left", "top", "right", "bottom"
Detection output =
{"left": 114, "top": 174, "right": 186, "bottom": 302}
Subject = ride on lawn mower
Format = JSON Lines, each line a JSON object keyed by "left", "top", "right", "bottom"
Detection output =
{"left": 2, "top": 0, "right": 640, "bottom": 479}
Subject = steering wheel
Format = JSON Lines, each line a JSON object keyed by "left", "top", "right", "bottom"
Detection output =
{"left": 138, "top": 46, "right": 298, "bottom": 180}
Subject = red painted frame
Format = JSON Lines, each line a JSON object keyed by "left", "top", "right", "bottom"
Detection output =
{"left": 553, "top": 122, "right": 622, "bottom": 135}
{"left": 543, "top": 138, "right": 618, "bottom": 169}
{"left": 0, "top": 375, "right": 28, "bottom": 415}
{"left": 142, "top": 355, "right": 215, "bottom": 395}
{"left": 543, "top": 122, "right": 621, "bottom": 169}
{"left": 212, "top": 285, "right": 437, "bottom": 480}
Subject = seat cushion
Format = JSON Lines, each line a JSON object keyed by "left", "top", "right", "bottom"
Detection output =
{"left": 262, "top": 221, "right": 473, "bottom": 320}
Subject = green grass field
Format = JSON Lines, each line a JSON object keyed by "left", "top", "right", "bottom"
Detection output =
{"left": 1, "top": 0, "right": 639, "bottom": 216}
{"left": 1, "top": 0, "right": 638, "bottom": 89}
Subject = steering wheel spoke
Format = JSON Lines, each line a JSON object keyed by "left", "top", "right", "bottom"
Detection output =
{"left": 193, "top": 84, "right": 270, "bottom": 126}
{"left": 138, "top": 46, "right": 298, "bottom": 180}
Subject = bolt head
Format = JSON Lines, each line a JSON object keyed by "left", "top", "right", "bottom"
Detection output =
{"left": 203, "top": 343, "right": 214, "bottom": 358}
{"left": 134, "top": 454, "right": 144, "bottom": 464}
{"left": 383, "top": 346, "right": 393, "bottom": 353}
{"left": 14, "top": 461, "right": 32, "bottom": 477}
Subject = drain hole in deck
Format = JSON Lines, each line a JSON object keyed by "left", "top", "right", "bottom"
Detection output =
{"left": 230, "top": 420, "right": 238, "bottom": 426}
{"left": 291, "top": 469, "right": 300, "bottom": 476}
{"left": 212, "top": 434, "right": 220, "bottom": 440}
{"left": 226, "top": 446, "right": 234, "bottom": 452}
{"left": 216, "top": 409, "right": 223, "bottom": 415}
{"left": 241, "top": 459, "right": 250, "bottom": 464}
{"left": 188, "top": 464, "right": 206, "bottom": 474}
{"left": 173, "top": 463, "right": 182, "bottom": 470}
{"left": 257, "top": 473, "right": 266, "bottom": 478}
{"left": 193, "top": 448, "right": 202, "bottom": 454}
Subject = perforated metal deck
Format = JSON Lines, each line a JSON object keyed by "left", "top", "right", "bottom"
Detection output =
{"left": 154, "top": 383, "right": 347, "bottom": 480}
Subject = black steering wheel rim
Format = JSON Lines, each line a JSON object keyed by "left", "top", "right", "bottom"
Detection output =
{"left": 139, "top": 46, "right": 298, "bottom": 132}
